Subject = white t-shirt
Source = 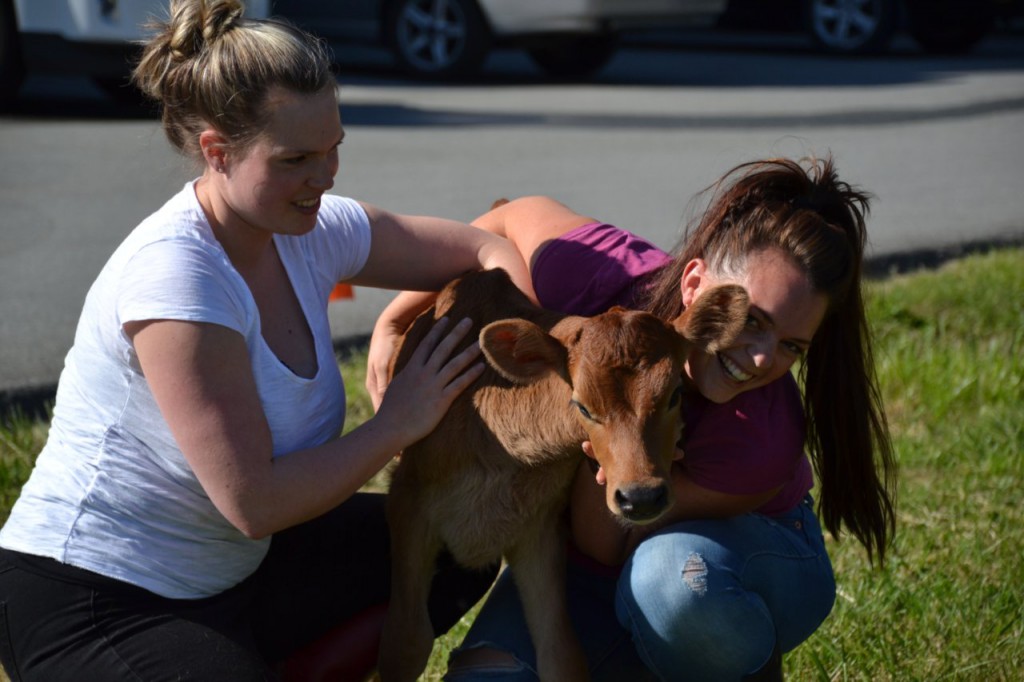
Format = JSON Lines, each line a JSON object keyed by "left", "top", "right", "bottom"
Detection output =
{"left": 0, "top": 182, "right": 372, "bottom": 599}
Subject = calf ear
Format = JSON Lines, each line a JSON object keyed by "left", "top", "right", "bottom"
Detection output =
{"left": 674, "top": 284, "right": 750, "bottom": 353}
{"left": 480, "top": 319, "right": 567, "bottom": 384}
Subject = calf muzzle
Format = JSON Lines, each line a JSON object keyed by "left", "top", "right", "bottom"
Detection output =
{"left": 614, "top": 483, "right": 670, "bottom": 523}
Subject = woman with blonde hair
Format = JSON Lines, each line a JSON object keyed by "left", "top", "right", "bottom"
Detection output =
{"left": 0, "top": 1, "right": 531, "bottom": 678}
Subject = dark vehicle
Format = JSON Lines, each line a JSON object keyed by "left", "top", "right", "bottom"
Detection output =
{"left": 724, "top": 0, "right": 1020, "bottom": 55}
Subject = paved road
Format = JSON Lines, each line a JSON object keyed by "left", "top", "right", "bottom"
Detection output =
{"left": 2, "top": 29, "right": 1023, "bottom": 410}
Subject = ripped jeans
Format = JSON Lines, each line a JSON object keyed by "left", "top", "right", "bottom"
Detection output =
{"left": 447, "top": 496, "right": 835, "bottom": 681}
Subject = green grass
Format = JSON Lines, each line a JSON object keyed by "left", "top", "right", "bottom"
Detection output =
{"left": 0, "top": 412, "right": 48, "bottom": 522}
{"left": 787, "top": 247, "right": 1023, "bottom": 681}
{"left": 2, "top": 248, "right": 1022, "bottom": 680}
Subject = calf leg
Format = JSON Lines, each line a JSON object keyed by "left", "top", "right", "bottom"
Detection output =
{"left": 378, "top": 490, "right": 443, "bottom": 682}
{"left": 506, "top": 517, "right": 590, "bottom": 682}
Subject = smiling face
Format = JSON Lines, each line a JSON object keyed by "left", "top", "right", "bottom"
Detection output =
{"left": 201, "top": 85, "right": 344, "bottom": 239}
{"left": 680, "top": 248, "right": 828, "bottom": 404}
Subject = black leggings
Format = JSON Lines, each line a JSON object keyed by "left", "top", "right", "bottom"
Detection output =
{"left": 0, "top": 493, "right": 497, "bottom": 681}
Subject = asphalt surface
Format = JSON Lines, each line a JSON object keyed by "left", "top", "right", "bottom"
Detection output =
{"left": 2, "top": 28, "right": 1023, "bottom": 416}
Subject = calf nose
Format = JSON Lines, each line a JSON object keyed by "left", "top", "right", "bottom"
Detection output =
{"left": 614, "top": 484, "right": 670, "bottom": 523}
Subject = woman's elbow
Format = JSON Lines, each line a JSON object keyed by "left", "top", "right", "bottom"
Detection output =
{"left": 217, "top": 499, "right": 278, "bottom": 540}
{"left": 235, "top": 519, "right": 273, "bottom": 541}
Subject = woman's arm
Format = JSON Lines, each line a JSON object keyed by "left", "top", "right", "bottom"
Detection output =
{"left": 128, "top": 314, "right": 482, "bottom": 539}
{"left": 469, "top": 195, "right": 596, "bottom": 269}
{"left": 351, "top": 203, "right": 537, "bottom": 297}
{"left": 365, "top": 289, "right": 440, "bottom": 410}
{"left": 364, "top": 196, "right": 595, "bottom": 406}
{"left": 570, "top": 456, "right": 781, "bottom": 567}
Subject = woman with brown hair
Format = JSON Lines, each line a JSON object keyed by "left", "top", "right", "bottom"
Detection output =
{"left": 368, "top": 156, "right": 897, "bottom": 681}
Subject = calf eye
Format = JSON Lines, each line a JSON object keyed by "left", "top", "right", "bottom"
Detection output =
{"left": 668, "top": 385, "right": 684, "bottom": 409}
{"left": 571, "top": 400, "right": 593, "bottom": 421}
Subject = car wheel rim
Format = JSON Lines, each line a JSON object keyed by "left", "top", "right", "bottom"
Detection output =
{"left": 811, "top": 0, "right": 882, "bottom": 50}
{"left": 397, "top": 0, "right": 468, "bottom": 72}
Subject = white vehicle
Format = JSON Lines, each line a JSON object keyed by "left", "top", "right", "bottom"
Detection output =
{"left": 278, "top": 0, "right": 728, "bottom": 79}
{"left": 1, "top": 0, "right": 269, "bottom": 102}
{"left": 1, "top": 1, "right": 727, "bottom": 101}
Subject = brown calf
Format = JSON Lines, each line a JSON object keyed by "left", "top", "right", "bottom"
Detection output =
{"left": 378, "top": 268, "right": 748, "bottom": 681}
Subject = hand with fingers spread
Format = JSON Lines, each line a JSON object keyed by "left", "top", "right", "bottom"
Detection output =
{"left": 373, "top": 317, "right": 483, "bottom": 447}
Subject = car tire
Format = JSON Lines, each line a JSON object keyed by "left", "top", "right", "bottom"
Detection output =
{"left": 527, "top": 34, "right": 618, "bottom": 80}
{"left": 904, "top": 0, "right": 995, "bottom": 54}
{"left": 803, "top": 0, "right": 900, "bottom": 54}
{"left": 0, "top": 0, "right": 25, "bottom": 106}
{"left": 385, "top": 0, "right": 491, "bottom": 79}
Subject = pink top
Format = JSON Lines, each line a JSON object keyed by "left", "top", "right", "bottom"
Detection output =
{"left": 533, "top": 222, "right": 813, "bottom": 516}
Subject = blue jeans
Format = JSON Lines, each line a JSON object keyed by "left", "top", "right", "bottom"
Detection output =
{"left": 447, "top": 497, "right": 834, "bottom": 681}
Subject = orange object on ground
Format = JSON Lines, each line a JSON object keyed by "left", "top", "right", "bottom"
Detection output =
{"left": 329, "top": 283, "right": 354, "bottom": 301}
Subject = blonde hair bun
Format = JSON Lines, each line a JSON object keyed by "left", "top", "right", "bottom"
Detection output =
{"left": 131, "top": 0, "right": 332, "bottom": 161}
